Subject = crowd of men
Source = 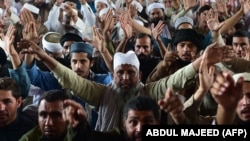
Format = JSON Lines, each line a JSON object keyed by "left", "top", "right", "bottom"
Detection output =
{"left": 0, "top": 0, "right": 250, "bottom": 140}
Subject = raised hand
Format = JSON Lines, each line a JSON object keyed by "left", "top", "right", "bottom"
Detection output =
{"left": 20, "top": 9, "right": 35, "bottom": 27}
{"left": 151, "top": 20, "right": 164, "bottom": 41}
{"left": 198, "top": 54, "right": 215, "bottom": 92}
{"left": 203, "top": 42, "right": 235, "bottom": 65}
{"left": 242, "top": 0, "right": 250, "bottom": 14}
{"left": 63, "top": 99, "right": 87, "bottom": 128}
{"left": 17, "top": 39, "right": 47, "bottom": 61}
{"left": 158, "top": 88, "right": 185, "bottom": 124}
{"left": 162, "top": 44, "right": 179, "bottom": 67}
{"left": 102, "top": 9, "right": 115, "bottom": 34}
{"left": 183, "top": 0, "right": 199, "bottom": 11}
{"left": 210, "top": 72, "right": 243, "bottom": 110}
{"left": 216, "top": 0, "right": 228, "bottom": 15}
{"left": 0, "top": 24, "right": 16, "bottom": 55}
{"left": 22, "top": 22, "right": 43, "bottom": 44}
{"left": 92, "top": 26, "right": 105, "bottom": 53}
{"left": 206, "top": 9, "right": 225, "bottom": 32}
{"left": 119, "top": 12, "right": 132, "bottom": 39}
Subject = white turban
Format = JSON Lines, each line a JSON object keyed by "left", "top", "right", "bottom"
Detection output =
{"left": 98, "top": 8, "right": 114, "bottom": 18}
{"left": 95, "top": 0, "right": 109, "bottom": 9}
{"left": 42, "top": 32, "right": 63, "bottom": 53}
{"left": 131, "top": 0, "right": 143, "bottom": 13}
{"left": 233, "top": 72, "right": 250, "bottom": 82}
{"left": 21, "top": 3, "right": 40, "bottom": 14}
{"left": 113, "top": 51, "right": 140, "bottom": 71}
{"left": 147, "top": 2, "right": 165, "bottom": 15}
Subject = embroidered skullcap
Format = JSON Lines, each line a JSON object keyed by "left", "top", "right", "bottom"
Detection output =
{"left": 113, "top": 51, "right": 140, "bottom": 71}
{"left": 233, "top": 72, "right": 250, "bottom": 82}
{"left": 21, "top": 3, "right": 40, "bottom": 14}
{"left": 60, "top": 33, "right": 83, "bottom": 46}
{"left": 174, "top": 16, "right": 194, "bottom": 29}
{"left": 70, "top": 42, "right": 93, "bottom": 56}
{"left": 95, "top": 0, "right": 109, "bottom": 9}
{"left": 147, "top": 2, "right": 165, "bottom": 15}
{"left": 42, "top": 32, "right": 63, "bottom": 53}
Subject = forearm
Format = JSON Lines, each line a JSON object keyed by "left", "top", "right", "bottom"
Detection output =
{"left": 9, "top": 52, "right": 21, "bottom": 70}
{"left": 216, "top": 105, "right": 236, "bottom": 124}
{"left": 24, "top": 54, "right": 35, "bottom": 68}
{"left": 100, "top": 46, "right": 113, "bottom": 72}
{"left": 131, "top": 20, "right": 151, "bottom": 35}
{"left": 43, "top": 55, "right": 59, "bottom": 71}
{"left": 219, "top": 7, "right": 244, "bottom": 34}
{"left": 8, "top": 62, "right": 31, "bottom": 99}
{"left": 193, "top": 87, "right": 207, "bottom": 101}
{"left": 105, "top": 41, "right": 114, "bottom": 56}
{"left": 156, "top": 38, "right": 166, "bottom": 58}
{"left": 115, "top": 38, "right": 128, "bottom": 53}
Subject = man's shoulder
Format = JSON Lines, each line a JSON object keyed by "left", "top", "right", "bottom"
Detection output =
{"left": 19, "top": 126, "right": 41, "bottom": 141}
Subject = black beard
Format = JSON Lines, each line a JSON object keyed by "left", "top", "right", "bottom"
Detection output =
{"left": 236, "top": 116, "right": 250, "bottom": 125}
{"left": 138, "top": 54, "right": 151, "bottom": 61}
{"left": 149, "top": 17, "right": 164, "bottom": 26}
{"left": 35, "top": 3, "right": 48, "bottom": 8}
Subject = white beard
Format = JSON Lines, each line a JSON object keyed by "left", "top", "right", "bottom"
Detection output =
{"left": 112, "top": 82, "right": 142, "bottom": 102}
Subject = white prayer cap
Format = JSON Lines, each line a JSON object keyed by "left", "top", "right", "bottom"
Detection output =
{"left": 42, "top": 32, "right": 63, "bottom": 53}
{"left": 95, "top": 0, "right": 109, "bottom": 9}
{"left": 21, "top": 3, "right": 40, "bottom": 14}
{"left": 233, "top": 72, "right": 250, "bottom": 82}
{"left": 131, "top": 0, "right": 143, "bottom": 13}
{"left": 98, "top": 8, "right": 114, "bottom": 18}
{"left": 147, "top": 2, "right": 165, "bottom": 15}
{"left": 113, "top": 51, "right": 140, "bottom": 71}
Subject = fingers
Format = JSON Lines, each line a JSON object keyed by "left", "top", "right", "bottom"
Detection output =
{"left": 63, "top": 99, "right": 87, "bottom": 127}
{"left": 158, "top": 88, "right": 181, "bottom": 113}
{"left": 210, "top": 72, "right": 230, "bottom": 96}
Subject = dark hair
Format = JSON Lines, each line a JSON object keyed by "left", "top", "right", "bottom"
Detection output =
{"left": 123, "top": 95, "right": 160, "bottom": 120}
{"left": 69, "top": 52, "right": 93, "bottom": 61}
{"left": 38, "top": 89, "right": 72, "bottom": 106}
{"left": 197, "top": 5, "right": 212, "bottom": 16}
{"left": 233, "top": 30, "right": 250, "bottom": 39}
{"left": 0, "top": 47, "right": 7, "bottom": 66}
{"left": 0, "top": 77, "right": 20, "bottom": 99}
{"left": 135, "top": 33, "right": 154, "bottom": 46}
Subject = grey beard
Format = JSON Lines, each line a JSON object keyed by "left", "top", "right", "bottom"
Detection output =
{"left": 112, "top": 82, "right": 142, "bottom": 102}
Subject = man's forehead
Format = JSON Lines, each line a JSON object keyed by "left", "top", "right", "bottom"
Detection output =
{"left": 126, "top": 109, "right": 155, "bottom": 119}
{"left": 38, "top": 100, "right": 64, "bottom": 111}
{"left": 114, "top": 64, "right": 138, "bottom": 71}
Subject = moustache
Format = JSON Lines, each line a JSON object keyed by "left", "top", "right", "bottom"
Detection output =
{"left": 241, "top": 107, "right": 250, "bottom": 114}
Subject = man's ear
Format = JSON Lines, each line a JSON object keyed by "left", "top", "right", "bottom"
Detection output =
{"left": 90, "top": 60, "right": 95, "bottom": 67}
{"left": 16, "top": 97, "right": 23, "bottom": 108}
{"left": 139, "top": 71, "right": 142, "bottom": 81}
